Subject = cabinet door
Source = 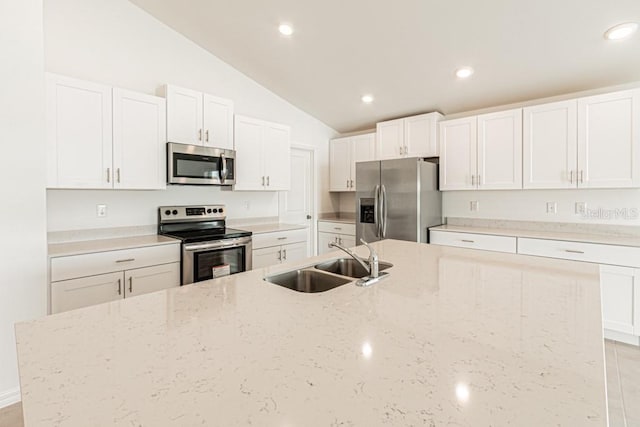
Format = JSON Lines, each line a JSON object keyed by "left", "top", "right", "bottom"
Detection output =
{"left": 477, "top": 109, "right": 522, "bottom": 190}
{"left": 51, "top": 271, "right": 123, "bottom": 314}
{"left": 46, "top": 74, "right": 113, "bottom": 189}
{"left": 350, "top": 133, "right": 376, "bottom": 190}
{"left": 405, "top": 113, "right": 442, "bottom": 157}
{"left": 112, "top": 88, "right": 166, "bottom": 190}
{"left": 376, "top": 119, "right": 404, "bottom": 159}
{"left": 263, "top": 122, "right": 291, "bottom": 191}
{"left": 523, "top": 100, "right": 578, "bottom": 189}
{"left": 234, "top": 115, "right": 265, "bottom": 190}
{"left": 318, "top": 232, "right": 338, "bottom": 255}
{"left": 439, "top": 117, "right": 477, "bottom": 190}
{"left": 281, "top": 241, "right": 308, "bottom": 263}
{"left": 252, "top": 246, "right": 283, "bottom": 269}
{"left": 203, "top": 94, "right": 234, "bottom": 150}
{"left": 124, "top": 262, "right": 180, "bottom": 298}
{"left": 600, "top": 265, "right": 636, "bottom": 334}
{"left": 578, "top": 89, "right": 640, "bottom": 188}
{"left": 338, "top": 234, "right": 356, "bottom": 248}
{"left": 329, "top": 137, "right": 351, "bottom": 191}
{"left": 165, "top": 85, "right": 203, "bottom": 145}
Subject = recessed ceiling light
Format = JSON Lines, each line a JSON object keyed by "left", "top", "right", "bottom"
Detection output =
{"left": 456, "top": 67, "right": 474, "bottom": 79}
{"left": 278, "top": 24, "right": 294, "bottom": 36}
{"left": 604, "top": 22, "right": 638, "bottom": 40}
{"left": 361, "top": 94, "right": 374, "bottom": 104}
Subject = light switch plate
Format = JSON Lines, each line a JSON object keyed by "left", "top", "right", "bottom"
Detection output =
{"left": 546, "top": 202, "right": 557, "bottom": 214}
{"left": 575, "top": 202, "right": 587, "bottom": 215}
{"left": 470, "top": 201, "right": 479, "bottom": 212}
{"left": 96, "top": 204, "right": 107, "bottom": 217}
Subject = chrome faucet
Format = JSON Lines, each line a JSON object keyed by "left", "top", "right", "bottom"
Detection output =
{"left": 329, "top": 238, "right": 379, "bottom": 278}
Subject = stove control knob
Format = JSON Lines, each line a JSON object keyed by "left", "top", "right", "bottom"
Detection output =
{"left": 212, "top": 208, "right": 218, "bottom": 213}
{"left": 164, "top": 210, "right": 171, "bottom": 216}
{"left": 219, "top": 208, "right": 224, "bottom": 213}
{"left": 172, "top": 210, "right": 178, "bottom": 215}
{"left": 207, "top": 209, "right": 212, "bottom": 214}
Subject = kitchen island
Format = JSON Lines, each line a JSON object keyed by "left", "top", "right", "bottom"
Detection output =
{"left": 15, "top": 240, "right": 607, "bottom": 426}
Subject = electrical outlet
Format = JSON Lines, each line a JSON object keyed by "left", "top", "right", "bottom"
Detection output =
{"left": 96, "top": 204, "right": 107, "bottom": 217}
{"left": 575, "top": 202, "right": 587, "bottom": 215}
{"left": 470, "top": 201, "right": 479, "bottom": 212}
{"left": 244, "top": 201, "right": 251, "bottom": 210}
{"left": 546, "top": 202, "right": 557, "bottom": 214}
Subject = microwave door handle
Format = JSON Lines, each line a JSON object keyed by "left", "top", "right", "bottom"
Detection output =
{"left": 219, "top": 154, "right": 228, "bottom": 184}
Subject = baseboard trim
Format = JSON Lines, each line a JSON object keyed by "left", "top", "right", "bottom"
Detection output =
{"left": 604, "top": 329, "right": 640, "bottom": 346}
{"left": 0, "top": 387, "right": 20, "bottom": 409}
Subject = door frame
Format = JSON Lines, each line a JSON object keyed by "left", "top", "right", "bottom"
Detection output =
{"left": 279, "top": 143, "right": 317, "bottom": 256}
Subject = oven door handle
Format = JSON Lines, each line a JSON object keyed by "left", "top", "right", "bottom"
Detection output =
{"left": 183, "top": 237, "right": 252, "bottom": 252}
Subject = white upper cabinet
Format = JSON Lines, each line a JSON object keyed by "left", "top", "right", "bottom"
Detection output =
{"left": 47, "top": 74, "right": 166, "bottom": 190}
{"left": 477, "top": 109, "right": 522, "bottom": 190}
{"left": 440, "top": 110, "right": 522, "bottom": 191}
{"left": 439, "top": 116, "right": 477, "bottom": 190}
{"left": 112, "top": 88, "right": 166, "bottom": 190}
{"left": 234, "top": 115, "right": 290, "bottom": 191}
{"left": 46, "top": 74, "right": 113, "bottom": 189}
{"left": 577, "top": 89, "right": 640, "bottom": 189}
{"left": 329, "top": 133, "right": 375, "bottom": 192}
{"left": 164, "top": 85, "right": 233, "bottom": 149}
{"left": 523, "top": 100, "right": 578, "bottom": 189}
{"left": 376, "top": 112, "right": 443, "bottom": 159}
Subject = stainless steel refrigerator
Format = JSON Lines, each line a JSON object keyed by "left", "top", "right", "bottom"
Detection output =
{"left": 356, "top": 157, "right": 442, "bottom": 243}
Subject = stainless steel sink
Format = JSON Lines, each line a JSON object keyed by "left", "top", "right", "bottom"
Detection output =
{"left": 264, "top": 269, "right": 352, "bottom": 293}
{"left": 314, "top": 258, "right": 393, "bottom": 278}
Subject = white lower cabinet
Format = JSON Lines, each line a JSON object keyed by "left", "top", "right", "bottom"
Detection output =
{"left": 317, "top": 220, "right": 356, "bottom": 255}
{"left": 429, "top": 230, "right": 516, "bottom": 253}
{"left": 50, "top": 243, "right": 181, "bottom": 314}
{"left": 600, "top": 265, "right": 639, "bottom": 337}
{"left": 251, "top": 229, "right": 308, "bottom": 269}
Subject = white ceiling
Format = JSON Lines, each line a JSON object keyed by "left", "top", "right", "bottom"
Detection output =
{"left": 130, "top": 0, "right": 640, "bottom": 133}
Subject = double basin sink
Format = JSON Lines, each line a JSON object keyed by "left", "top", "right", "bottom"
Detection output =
{"left": 264, "top": 258, "right": 393, "bottom": 293}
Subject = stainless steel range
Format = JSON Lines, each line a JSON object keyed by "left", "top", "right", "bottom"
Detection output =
{"left": 158, "top": 205, "right": 252, "bottom": 285}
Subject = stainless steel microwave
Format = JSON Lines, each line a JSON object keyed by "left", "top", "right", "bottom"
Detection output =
{"left": 167, "top": 142, "right": 235, "bottom": 186}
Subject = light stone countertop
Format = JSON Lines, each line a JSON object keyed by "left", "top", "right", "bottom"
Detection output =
{"left": 233, "top": 222, "right": 307, "bottom": 234}
{"left": 48, "top": 234, "right": 180, "bottom": 258}
{"left": 318, "top": 212, "right": 356, "bottom": 224}
{"left": 431, "top": 223, "right": 640, "bottom": 247}
{"left": 16, "top": 240, "right": 606, "bottom": 426}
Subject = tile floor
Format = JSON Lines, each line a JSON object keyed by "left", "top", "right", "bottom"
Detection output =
{"left": 0, "top": 340, "right": 638, "bottom": 427}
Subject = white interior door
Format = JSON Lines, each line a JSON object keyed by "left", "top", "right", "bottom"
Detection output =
{"left": 279, "top": 146, "right": 314, "bottom": 255}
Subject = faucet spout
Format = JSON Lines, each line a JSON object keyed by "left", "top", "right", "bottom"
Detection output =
{"left": 328, "top": 238, "right": 379, "bottom": 278}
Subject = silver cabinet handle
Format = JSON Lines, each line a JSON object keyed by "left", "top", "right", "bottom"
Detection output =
{"left": 399, "top": 146, "right": 404, "bottom": 155}
{"left": 262, "top": 176, "right": 265, "bottom": 186}
{"left": 107, "top": 168, "right": 111, "bottom": 183}
{"left": 350, "top": 179, "right": 354, "bottom": 188}
{"left": 117, "top": 278, "right": 121, "bottom": 296}
{"left": 277, "top": 237, "right": 287, "bottom": 240}
{"left": 277, "top": 249, "right": 282, "bottom": 261}
{"left": 569, "top": 170, "right": 574, "bottom": 184}
{"left": 205, "top": 130, "right": 209, "bottom": 142}
{"left": 334, "top": 227, "right": 342, "bottom": 230}
{"left": 461, "top": 239, "right": 475, "bottom": 243}
{"left": 198, "top": 129, "right": 202, "bottom": 141}
{"left": 267, "top": 176, "right": 270, "bottom": 186}
{"left": 478, "top": 175, "right": 481, "bottom": 185}
{"left": 565, "top": 249, "right": 585, "bottom": 254}
{"left": 339, "top": 237, "right": 343, "bottom": 245}
{"left": 116, "top": 168, "right": 121, "bottom": 183}
{"left": 116, "top": 258, "right": 135, "bottom": 263}
{"left": 580, "top": 170, "right": 584, "bottom": 184}
{"left": 346, "top": 179, "right": 349, "bottom": 188}
{"left": 471, "top": 175, "right": 475, "bottom": 186}
{"left": 283, "top": 249, "right": 287, "bottom": 260}
{"left": 404, "top": 145, "right": 408, "bottom": 155}
{"left": 129, "top": 277, "right": 133, "bottom": 293}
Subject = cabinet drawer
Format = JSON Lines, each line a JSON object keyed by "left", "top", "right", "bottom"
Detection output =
{"left": 51, "top": 243, "right": 180, "bottom": 282}
{"left": 318, "top": 221, "right": 355, "bottom": 235}
{"left": 429, "top": 230, "right": 517, "bottom": 253}
{"left": 252, "top": 228, "right": 307, "bottom": 249}
{"left": 518, "top": 238, "right": 640, "bottom": 268}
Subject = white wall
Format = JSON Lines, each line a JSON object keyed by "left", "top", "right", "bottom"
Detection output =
{"left": 443, "top": 189, "right": 640, "bottom": 226}
{"left": 0, "top": 0, "right": 47, "bottom": 406}
{"left": 44, "top": 0, "right": 338, "bottom": 231}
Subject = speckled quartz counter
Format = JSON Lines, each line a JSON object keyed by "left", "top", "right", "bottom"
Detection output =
{"left": 233, "top": 222, "right": 307, "bottom": 234}
{"left": 16, "top": 240, "right": 606, "bottom": 426}
{"left": 48, "top": 234, "right": 180, "bottom": 257}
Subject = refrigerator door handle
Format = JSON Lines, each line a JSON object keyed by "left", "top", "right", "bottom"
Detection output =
{"left": 374, "top": 184, "right": 380, "bottom": 237}
{"left": 381, "top": 184, "right": 388, "bottom": 238}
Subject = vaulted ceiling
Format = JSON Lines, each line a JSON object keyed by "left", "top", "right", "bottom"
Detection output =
{"left": 130, "top": 0, "right": 640, "bottom": 132}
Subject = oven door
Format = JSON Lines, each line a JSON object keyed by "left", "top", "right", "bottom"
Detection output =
{"left": 167, "top": 142, "right": 235, "bottom": 185}
{"left": 182, "top": 237, "right": 252, "bottom": 285}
